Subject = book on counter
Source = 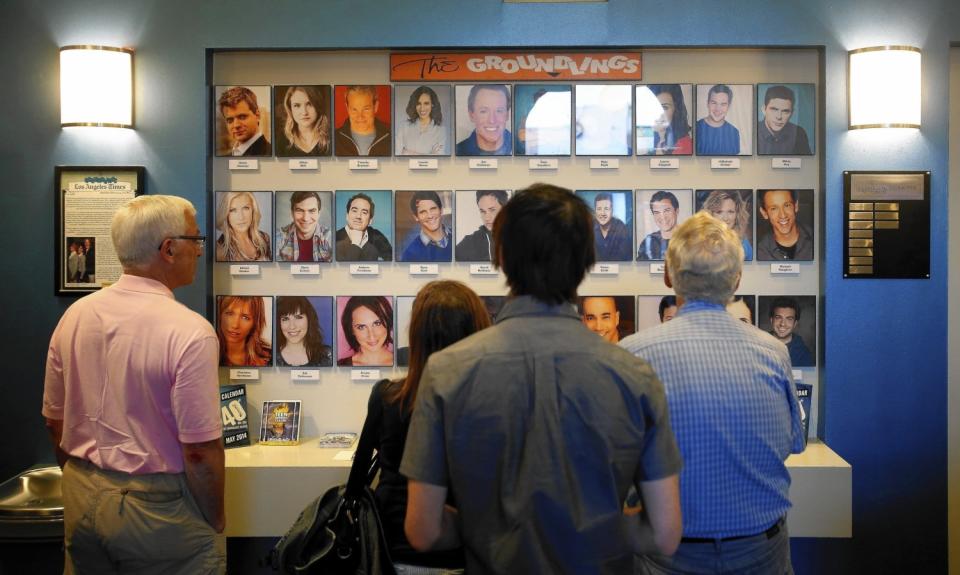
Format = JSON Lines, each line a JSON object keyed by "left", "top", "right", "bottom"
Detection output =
{"left": 220, "top": 384, "right": 250, "bottom": 449}
{"left": 259, "top": 400, "right": 302, "bottom": 446}
{"left": 318, "top": 432, "right": 357, "bottom": 449}
{"left": 795, "top": 382, "right": 813, "bottom": 440}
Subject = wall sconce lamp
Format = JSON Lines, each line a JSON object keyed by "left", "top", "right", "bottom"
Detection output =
{"left": 848, "top": 46, "right": 920, "bottom": 129}
{"left": 60, "top": 45, "right": 133, "bottom": 128}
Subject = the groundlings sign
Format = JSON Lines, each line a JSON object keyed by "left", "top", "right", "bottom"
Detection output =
{"left": 390, "top": 52, "right": 642, "bottom": 82}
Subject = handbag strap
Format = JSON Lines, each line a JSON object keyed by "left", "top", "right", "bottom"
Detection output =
{"left": 345, "top": 380, "right": 387, "bottom": 497}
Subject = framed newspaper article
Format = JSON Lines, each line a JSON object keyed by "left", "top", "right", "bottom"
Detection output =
{"left": 55, "top": 166, "right": 144, "bottom": 296}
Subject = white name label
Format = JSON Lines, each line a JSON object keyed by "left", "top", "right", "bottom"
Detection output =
{"left": 772, "top": 158, "right": 802, "bottom": 169}
{"left": 350, "top": 369, "right": 381, "bottom": 381}
{"left": 590, "top": 158, "right": 619, "bottom": 169}
{"left": 711, "top": 158, "right": 741, "bottom": 169}
{"left": 771, "top": 263, "right": 800, "bottom": 275}
{"left": 291, "top": 264, "right": 320, "bottom": 275}
{"left": 228, "top": 159, "right": 259, "bottom": 171}
{"left": 792, "top": 369, "right": 803, "bottom": 382}
{"left": 469, "top": 158, "right": 498, "bottom": 169}
{"left": 349, "top": 159, "right": 379, "bottom": 170}
{"left": 291, "top": 369, "right": 320, "bottom": 381}
{"left": 409, "top": 264, "right": 439, "bottom": 275}
{"left": 349, "top": 264, "right": 380, "bottom": 275}
{"left": 650, "top": 158, "right": 679, "bottom": 169}
{"left": 230, "top": 264, "right": 260, "bottom": 276}
{"left": 529, "top": 158, "right": 558, "bottom": 170}
{"left": 409, "top": 159, "right": 438, "bottom": 170}
{"left": 469, "top": 264, "right": 498, "bottom": 275}
{"left": 649, "top": 263, "right": 666, "bottom": 274}
{"left": 229, "top": 369, "right": 258, "bottom": 380}
{"left": 289, "top": 159, "right": 318, "bottom": 170}
{"left": 590, "top": 263, "right": 620, "bottom": 275}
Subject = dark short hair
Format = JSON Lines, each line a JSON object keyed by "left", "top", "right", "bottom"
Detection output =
{"left": 594, "top": 192, "right": 613, "bottom": 207}
{"left": 277, "top": 296, "right": 327, "bottom": 365}
{"left": 467, "top": 84, "right": 511, "bottom": 113}
{"left": 346, "top": 193, "right": 375, "bottom": 220}
{"left": 405, "top": 86, "right": 443, "bottom": 125}
{"left": 477, "top": 190, "right": 508, "bottom": 206}
{"left": 658, "top": 295, "right": 677, "bottom": 321}
{"left": 759, "top": 189, "right": 798, "bottom": 207}
{"left": 410, "top": 190, "right": 442, "bottom": 215}
{"left": 769, "top": 296, "right": 800, "bottom": 321}
{"left": 650, "top": 190, "right": 679, "bottom": 210}
{"left": 341, "top": 296, "right": 393, "bottom": 352}
{"left": 290, "top": 191, "right": 321, "bottom": 212}
{"left": 493, "top": 183, "right": 595, "bottom": 304}
{"left": 219, "top": 86, "right": 259, "bottom": 116}
{"left": 708, "top": 84, "right": 734, "bottom": 103}
{"left": 764, "top": 85, "right": 796, "bottom": 107}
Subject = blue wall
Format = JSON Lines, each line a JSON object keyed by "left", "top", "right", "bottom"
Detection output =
{"left": 1, "top": 1, "right": 953, "bottom": 571}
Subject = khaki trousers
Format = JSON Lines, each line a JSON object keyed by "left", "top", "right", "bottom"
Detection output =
{"left": 62, "top": 458, "right": 225, "bottom": 575}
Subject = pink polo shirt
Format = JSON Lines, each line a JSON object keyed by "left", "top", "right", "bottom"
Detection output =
{"left": 43, "top": 274, "right": 221, "bottom": 474}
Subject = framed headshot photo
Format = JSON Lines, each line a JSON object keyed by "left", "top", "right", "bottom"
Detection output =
{"left": 455, "top": 84, "right": 513, "bottom": 156}
{"left": 336, "top": 295, "right": 395, "bottom": 368}
{"left": 214, "top": 191, "right": 273, "bottom": 262}
{"left": 577, "top": 295, "right": 636, "bottom": 344}
{"left": 395, "top": 295, "right": 415, "bottom": 367}
{"left": 274, "top": 191, "right": 333, "bottom": 263}
{"left": 454, "top": 190, "right": 512, "bottom": 262}
{"left": 636, "top": 189, "right": 693, "bottom": 261}
{"left": 755, "top": 189, "right": 815, "bottom": 261}
{"left": 273, "top": 85, "right": 332, "bottom": 157}
{"left": 758, "top": 295, "right": 817, "bottom": 367}
{"left": 574, "top": 84, "right": 633, "bottom": 156}
{"left": 696, "top": 189, "right": 755, "bottom": 261}
{"left": 695, "top": 84, "right": 753, "bottom": 156}
{"left": 513, "top": 84, "right": 572, "bottom": 156}
{"left": 214, "top": 85, "right": 272, "bottom": 157}
{"left": 216, "top": 295, "right": 273, "bottom": 368}
{"left": 259, "top": 400, "right": 301, "bottom": 446}
{"left": 333, "top": 85, "right": 392, "bottom": 157}
{"left": 395, "top": 190, "right": 454, "bottom": 262}
{"left": 334, "top": 190, "right": 394, "bottom": 262}
{"left": 55, "top": 165, "right": 143, "bottom": 295}
{"left": 394, "top": 84, "right": 452, "bottom": 156}
{"left": 635, "top": 84, "right": 694, "bottom": 156}
{"left": 575, "top": 190, "right": 634, "bottom": 262}
{"left": 275, "top": 296, "right": 334, "bottom": 368}
{"left": 727, "top": 294, "right": 757, "bottom": 326}
{"left": 756, "top": 83, "right": 815, "bottom": 156}
{"left": 636, "top": 295, "right": 680, "bottom": 332}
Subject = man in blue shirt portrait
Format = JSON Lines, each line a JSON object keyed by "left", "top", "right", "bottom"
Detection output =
{"left": 621, "top": 211, "right": 805, "bottom": 574}
{"left": 695, "top": 84, "right": 740, "bottom": 155}
{"left": 767, "top": 296, "right": 814, "bottom": 367}
{"left": 399, "top": 190, "right": 452, "bottom": 262}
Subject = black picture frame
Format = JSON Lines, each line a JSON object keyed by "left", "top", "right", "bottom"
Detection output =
{"left": 55, "top": 165, "right": 145, "bottom": 296}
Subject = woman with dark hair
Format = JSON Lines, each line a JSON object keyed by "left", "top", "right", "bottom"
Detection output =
{"left": 649, "top": 84, "right": 692, "bottom": 155}
{"left": 280, "top": 85, "right": 330, "bottom": 156}
{"left": 396, "top": 86, "right": 448, "bottom": 155}
{"left": 368, "top": 280, "right": 490, "bottom": 572}
{"left": 276, "top": 296, "right": 332, "bottom": 367}
{"left": 218, "top": 295, "right": 272, "bottom": 367}
{"left": 338, "top": 296, "right": 394, "bottom": 367}
{"left": 702, "top": 189, "right": 753, "bottom": 260}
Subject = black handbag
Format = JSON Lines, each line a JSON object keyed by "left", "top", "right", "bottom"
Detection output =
{"left": 271, "top": 397, "right": 396, "bottom": 575}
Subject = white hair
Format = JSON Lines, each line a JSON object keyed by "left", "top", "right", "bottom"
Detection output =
{"left": 665, "top": 211, "right": 743, "bottom": 305}
{"left": 111, "top": 195, "right": 195, "bottom": 269}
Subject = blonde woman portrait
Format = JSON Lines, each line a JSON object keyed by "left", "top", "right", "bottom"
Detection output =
{"left": 215, "top": 191, "right": 272, "bottom": 262}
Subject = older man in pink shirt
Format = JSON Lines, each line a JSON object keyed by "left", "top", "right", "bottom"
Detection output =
{"left": 43, "top": 195, "right": 225, "bottom": 574}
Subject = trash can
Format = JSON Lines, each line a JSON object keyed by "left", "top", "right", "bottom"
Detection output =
{"left": 0, "top": 465, "right": 64, "bottom": 573}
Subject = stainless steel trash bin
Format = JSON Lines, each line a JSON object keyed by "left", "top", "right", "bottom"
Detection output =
{"left": 0, "top": 465, "right": 64, "bottom": 542}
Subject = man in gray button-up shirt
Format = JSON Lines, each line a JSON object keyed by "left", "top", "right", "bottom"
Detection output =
{"left": 402, "top": 183, "right": 683, "bottom": 574}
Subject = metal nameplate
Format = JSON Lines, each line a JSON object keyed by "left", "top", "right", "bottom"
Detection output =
{"left": 848, "top": 202, "right": 874, "bottom": 211}
{"left": 849, "top": 257, "right": 874, "bottom": 266}
{"left": 848, "top": 266, "right": 874, "bottom": 274}
{"left": 849, "top": 221, "right": 874, "bottom": 229}
{"left": 848, "top": 239, "right": 874, "bottom": 248}
{"left": 848, "top": 230, "right": 874, "bottom": 238}
{"left": 874, "top": 212, "right": 899, "bottom": 220}
{"left": 848, "top": 212, "right": 874, "bottom": 220}
{"left": 875, "top": 221, "right": 900, "bottom": 229}
{"left": 848, "top": 248, "right": 874, "bottom": 257}
{"left": 874, "top": 202, "right": 900, "bottom": 211}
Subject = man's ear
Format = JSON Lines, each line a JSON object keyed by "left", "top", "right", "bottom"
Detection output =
{"left": 759, "top": 206, "right": 769, "bottom": 221}
{"left": 734, "top": 272, "right": 741, "bottom": 292}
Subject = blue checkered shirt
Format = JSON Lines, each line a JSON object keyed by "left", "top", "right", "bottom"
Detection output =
{"left": 620, "top": 300, "right": 805, "bottom": 538}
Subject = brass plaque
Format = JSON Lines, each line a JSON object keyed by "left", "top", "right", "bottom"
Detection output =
{"left": 848, "top": 230, "right": 874, "bottom": 238}
{"left": 850, "top": 173, "right": 925, "bottom": 200}
{"left": 848, "top": 265, "right": 874, "bottom": 274}
{"left": 849, "top": 239, "right": 874, "bottom": 248}
{"left": 875, "top": 212, "right": 899, "bottom": 220}
{"left": 849, "top": 221, "right": 874, "bottom": 229}
{"left": 849, "top": 257, "right": 874, "bottom": 265}
{"left": 874, "top": 202, "right": 900, "bottom": 211}
{"left": 848, "top": 212, "right": 874, "bottom": 220}
{"left": 876, "top": 221, "right": 900, "bottom": 229}
{"left": 848, "top": 248, "right": 874, "bottom": 257}
{"left": 848, "top": 202, "right": 874, "bottom": 211}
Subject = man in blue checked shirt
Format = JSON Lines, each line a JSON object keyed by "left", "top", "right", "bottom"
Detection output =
{"left": 621, "top": 211, "right": 806, "bottom": 574}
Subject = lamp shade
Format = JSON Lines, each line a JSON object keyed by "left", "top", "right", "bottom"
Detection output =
{"left": 60, "top": 45, "right": 133, "bottom": 128}
{"left": 848, "top": 46, "right": 920, "bottom": 129}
